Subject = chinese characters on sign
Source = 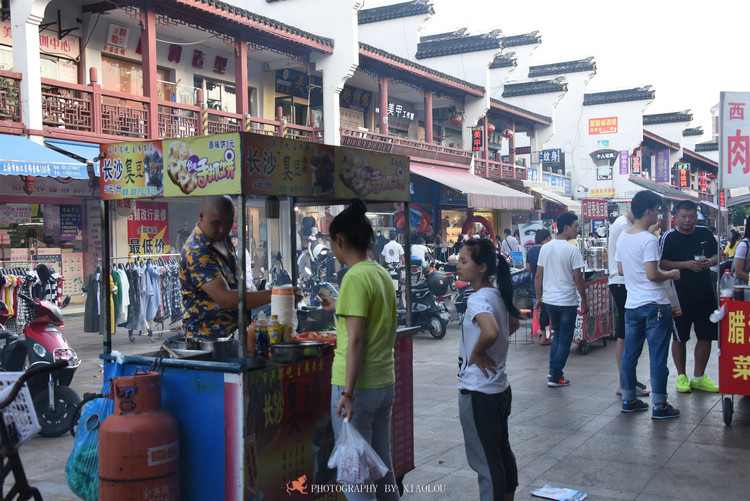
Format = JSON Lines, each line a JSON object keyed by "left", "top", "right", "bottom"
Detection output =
{"left": 539, "top": 149, "right": 561, "bottom": 164}
{"left": 721, "top": 92, "right": 750, "bottom": 189}
{"left": 60, "top": 205, "right": 82, "bottom": 241}
{"left": 654, "top": 149, "right": 670, "bottom": 183}
{"left": 720, "top": 301, "right": 750, "bottom": 395}
{"left": 126, "top": 202, "right": 170, "bottom": 257}
{"left": 101, "top": 141, "right": 164, "bottom": 199}
{"left": 582, "top": 199, "right": 608, "bottom": 219}
{"left": 107, "top": 24, "right": 129, "bottom": 48}
{"left": 573, "top": 278, "right": 610, "bottom": 343}
{"left": 588, "top": 117, "right": 618, "bottom": 135}
{"left": 619, "top": 150, "right": 630, "bottom": 175}
{"left": 471, "top": 127, "right": 483, "bottom": 152}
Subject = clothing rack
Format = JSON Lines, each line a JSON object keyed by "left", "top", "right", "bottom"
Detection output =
{"left": 101, "top": 255, "right": 182, "bottom": 342}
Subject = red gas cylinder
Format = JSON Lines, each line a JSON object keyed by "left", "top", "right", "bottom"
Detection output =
{"left": 99, "top": 371, "right": 179, "bottom": 500}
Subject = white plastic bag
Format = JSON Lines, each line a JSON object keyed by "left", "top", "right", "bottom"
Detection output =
{"left": 327, "top": 418, "right": 388, "bottom": 484}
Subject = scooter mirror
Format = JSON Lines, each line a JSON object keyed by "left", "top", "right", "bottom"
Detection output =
{"left": 61, "top": 294, "right": 72, "bottom": 309}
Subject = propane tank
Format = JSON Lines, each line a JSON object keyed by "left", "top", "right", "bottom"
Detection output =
{"left": 99, "top": 372, "right": 179, "bottom": 500}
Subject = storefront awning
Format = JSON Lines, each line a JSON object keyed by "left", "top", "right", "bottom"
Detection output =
{"left": 44, "top": 139, "right": 101, "bottom": 176}
{"left": 0, "top": 135, "right": 89, "bottom": 179}
{"left": 700, "top": 200, "right": 729, "bottom": 212}
{"left": 411, "top": 163, "right": 533, "bottom": 210}
{"left": 627, "top": 176, "right": 700, "bottom": 202}
{"left": 524, "top": 182, "right": 582, "bottom": 212}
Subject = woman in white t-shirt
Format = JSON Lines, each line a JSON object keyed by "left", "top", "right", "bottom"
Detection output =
{"left": 733, "top": 218, "right": 750, "bottom": 284}
{"left": 456, "top": 238, "right": 521, "bottom": 501}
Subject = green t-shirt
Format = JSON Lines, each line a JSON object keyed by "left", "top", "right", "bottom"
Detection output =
{"left": 331, "top": 261, "right": 397, "bottom": 389}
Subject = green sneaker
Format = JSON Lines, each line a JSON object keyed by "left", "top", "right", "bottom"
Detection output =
{"left": 676, "top": 374, "right": 691, "bottom": 393}
{"left": 690, "top": 375, "right": 719, "bottom": 392}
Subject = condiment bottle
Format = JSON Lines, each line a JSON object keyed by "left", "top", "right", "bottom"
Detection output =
{"left": 268, "top": 315, "right": 282, "bottom": 344}
{"left": 255, "top": 312, "right": 269, "bottom": 358}
{"left": 246, "top": 320, "right": 256, "bottom": 357}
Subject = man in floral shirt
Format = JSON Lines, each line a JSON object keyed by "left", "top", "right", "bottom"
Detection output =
{"left": 179, "top": 195, "right": 271, "bottom": 338}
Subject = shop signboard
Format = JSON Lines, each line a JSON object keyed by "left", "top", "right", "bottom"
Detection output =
{"left": 720, "top": 91, "right": 750, "bottom": 189}
{"left": 588, "top": 117, "right": 618, "bottom": 135}
{"left": 563, "top": 178, "right": 571, "bottom": 195}
{"left": 471, "top": 127, "right": 483, "bottom": 152}
{"left": 0, "top": 204, "right": 32, "bottom": 223}
{"left": 127, "top": 201, "right": 170, "bottom": 256}
{"left": 539, "top": 149, "right": 561, "bottom": 164}
{"left": 60, "top": 204, "right": 82, "bottom": 241}
{"left": 589, "top": 187, "right": 616, "bottom": 198}
{"left": 34, "top": 248, "right": 61, "bottom": 267}
{"left": 527, "top": 167, "right": 538, "bottom": 182}
{"left": 619, "top": 150, "right": 630, "bottom": 175}
{"left": 678, "top": 163, "right": 689, "bottom": 187}
{"left": 61, "top": 252, "right": 84, "bottom": 299}
{"left": 163, "top": 133, "right": 241, "bottom": 197}
{"left": 101, "top": 141, "right": 164, "bottom": 199}
{"left": 43, "top": 205, "right": 61, "bottom": 242}
{"left": 242, "top": 133, "right": 409, "bottom": 202}
{"left": 582, "top": 199, "right": 608, "bottom": 219}
{"left": 719, "top": 301, "right": 750, "bottom": 395}
{"left": 654, "top": 149, "right": 670, "bottom": 183}
{"left": 274, "top": 69, "right": 323, "bottom": 104}
{"left": 340, "top": 85, "right": 372, "bottom": 113}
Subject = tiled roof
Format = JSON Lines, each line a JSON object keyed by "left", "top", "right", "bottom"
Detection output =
{"left": 528, "top": 57, "right": 596, "bottom": 78}
{"left": 146, "top": 0, "right": 334, "bottom": 52}
{"left": 683, "top": 127, "right": 704, "bottom": 137}
{"left": 359, "top": 42, "right": 485, "bottom": 95}
{"left": 502, "top": 31, "right": 541, "bottom": 47}
{"left": 643, "top": 110, "right": 693, "bottom": 125}
{"left": 583, "top": 86, "right": 655, "bottom": 106}
{"left": 359, "top": 0, "right": 433, "bottom": 24}
{"left": 628, "top": 176, "right": 700, "bottom": 202}
{"left": 489, "top": 53, "right": 516, "bottom": 69}
{"left": 416, "top": 29, "right": 502, "bottom": 59}
{"left": 695, "top": 142, "right": 719, "bottom": 152}
{"left": 683, "top": 148, "right": 718, "bottom": 169}
{"left": 502, "top": 77, "right": 567, "bottom": 98}
{"left": 643, "top": 129, "right": 680, "bottom": 151}
{"left": 490, "top": 98, "right": 552, "bottom": 125}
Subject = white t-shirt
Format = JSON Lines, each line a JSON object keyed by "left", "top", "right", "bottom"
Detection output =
{"left": 501, "top": 235, "right": 520, "bottom": 253}
{"left": 411, "top": 244, "right": 430, "bottom": 263}
{"left": 457, "top": 287, "right": 509, "bottom": 394}
{"left": 608, "top": 215, "right": 633, "bottom": 285}
{"left": 736, "top": 239, "right": 750, "bottom": 261}
{"left": 615, "top": 230, "right": 669, "bottom": 309}
{"left": 382, "top": 240, "right": 404, "bottom": 263}
{"left": 538, "top": 238, "right": 585, "bottom": 306}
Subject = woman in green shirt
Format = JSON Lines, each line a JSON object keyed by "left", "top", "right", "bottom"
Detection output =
{"left": 319, "top": 198, "right": 399, "bottom": 499}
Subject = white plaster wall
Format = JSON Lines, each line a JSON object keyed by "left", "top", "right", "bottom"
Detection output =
{"left": 488, "top": 56, "right": 516, "bottom": 96}
{"left": 415, "top": 48, "right": 498, "bottom": 87}
{"left": 645, "top": 121, "right": 692, "bottom": 147}
{"left": 506, "top": 39, "right": 540, "bottom": 80}
{"left": 502, "top": 88, "right": 564, "bottom": 120}
{"left": 682, "top": 133, "right": 707, "bottom": 151}
{"left": 573, "top": 99, "right": 652, "bottom": 200}
{"left": 358, "top": 14, "right": 431, "bottom": 59}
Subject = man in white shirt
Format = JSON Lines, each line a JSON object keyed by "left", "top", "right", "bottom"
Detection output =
{"left": 608, "top": 209, "right": 649, "bottom": 397}
{"left": 410, "top": 236, "right": 431, "bottom": 267}
{"left": 500, "top": 228, "right": 520, "bottom": 254}
{"left": 382, "top": 231, "right": 405, "bottom": 265}
{"left": 616, "top": 190, "right": 681, "bottom": 419}
{"left": 535, "top": 212, "right": 588, "bottom": 388}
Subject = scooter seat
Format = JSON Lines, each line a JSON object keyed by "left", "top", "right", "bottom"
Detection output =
{"left": 455, "top": 280, "right": 471, "bottom": 289}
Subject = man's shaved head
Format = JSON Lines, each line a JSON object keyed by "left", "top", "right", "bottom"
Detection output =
{"left": 202, "top": 195, "right": 234, "bottom": 215}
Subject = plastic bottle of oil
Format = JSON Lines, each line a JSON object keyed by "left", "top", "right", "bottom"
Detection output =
{"left": 268, "top": 315, "right": 282, "bottom": 344}
{"left": 255, "top": 312, "right": 269, "bottom": 358}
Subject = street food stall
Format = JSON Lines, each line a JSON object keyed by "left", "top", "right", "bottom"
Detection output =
{"left": 572, "top": 199, "right": 610, "bottom": 354}
{"left": 719, "top": 297, "right": 750, "bottom": 425}
{"left": 97, "top": 132, "right": 415, "bottom": 500}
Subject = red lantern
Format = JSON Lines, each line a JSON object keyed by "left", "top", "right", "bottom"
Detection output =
{"left": 450, "top": 113, "right": 463, "bottom": 126}
{"left": 501, "top": 128, "right": 514, "bottom": 139}
{"left": 487, "top": 123, "right": 496, "bottom": 133}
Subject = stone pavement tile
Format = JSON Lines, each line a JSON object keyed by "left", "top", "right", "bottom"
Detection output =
{"left": 642, "top": 458, "right": 750, "bottom": 500}
{"left": 416, "top": 441, "right": 469, "bottom": 471}
{"left": 685, "top": 422, "right": 750, "bottom": 448}
{"left": 535, "top": 457, "right": 658, "bottom": 496}
{"left": 603, "top": 414, "right": 699, "bottom": 442}
{"left": 401, "top": 466, "right": 478, "bottom": 500}
{"left": 566, "top": 434, "right": 681, "bottom": 467}
{"left": 519, "top": 482, "right": 641, "bottom": 501}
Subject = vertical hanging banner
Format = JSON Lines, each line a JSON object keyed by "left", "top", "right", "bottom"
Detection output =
{"left": 471, "top": 127, "right": 483, "bottom": 152}
{"left": 654, "top": 149, "right": 670, "bottom": 183}
{"left": 127, "top": 201, "right": 170, "bottom": 256}
{"left": 163, "top": 133, "right": 241, "bottom": 196}
{"left": 60, "top": 204, "right": 82, "bottom": 241}
{"left": 721, "top": 92, "right": 750, "bottom": 189}
{"left": 618, "top": 150, "right": 630, "bottom": 175}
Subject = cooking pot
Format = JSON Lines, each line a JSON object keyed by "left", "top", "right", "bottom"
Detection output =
{"left": 196, "top": 337, "right": 238, "bottom": 361}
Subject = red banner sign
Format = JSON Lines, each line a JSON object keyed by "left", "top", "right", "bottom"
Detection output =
{"left": 573, "top": 278, "right": 611, "bottom": 344}
{"left": 582, "top": 199, "right": 608, "bottom": 220}
{"left": 589, "top": 117, "right": 618, "bottom": 135}
{"left": 471, "top": 127, "right": 483, "bottom": 152}
{"left": 126, "top": 201, "right": 169, "bottom": 256}
{"left": 719, "top": 301, "right": 750, "bottom": 395}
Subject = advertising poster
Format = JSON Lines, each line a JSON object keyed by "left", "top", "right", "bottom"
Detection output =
{"left": 719, "top": 301, "right": 750, "bottom": 395}
{"left": 573, "top": 278, "right": 610, "bottom": 344}
{"left": 619, "top": 150, "right": 630, "bottom": 175}
{"left": 126, "top": 201, "right": 169, "bottom": 256}
{"left": 60, "top": 204, "right": 82, "bottom": 241}
{"left": 163, "top": 133, "right": 241, "bottom": 197}
{"left": 654, "top": 149, "right": 670, "bottom": 183}
{"left": 0, "top": 204, "right": 32, "bottom": 223}
{"left": 335, "top": 146, "right": 409, "bottom": 202}
{"left": 43, "top": 204, "right": 61, "bottom": 242}
{"left": 720, "top": 91, "right": 750, "bottom": 189}
{"left": 61, "top": 253, "right": 84, "bottom": 299}
{"left": 101, "top": 141, "right": 164, "bottom": 199}
{"left": 582, "top": 199, "right": 608, "bottom": 220}
{"left": 518, "top": 221, "right": 544, "bottom": 251}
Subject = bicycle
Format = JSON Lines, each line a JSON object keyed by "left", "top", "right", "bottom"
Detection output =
{"left": 0, "top": 360, "right": 71, "bottom": 500}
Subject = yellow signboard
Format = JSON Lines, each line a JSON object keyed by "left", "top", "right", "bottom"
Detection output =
{"left": 163, "top": 133, "right": 241, "bottom": 196}
{"left": 589, "top": 187, "right": 616, "bottom": 198}
{"left": 334, "top": 146, "right": 409, "bottom": 201}
{"left": 101, "top": 141, "right": 163, "bottom": 199}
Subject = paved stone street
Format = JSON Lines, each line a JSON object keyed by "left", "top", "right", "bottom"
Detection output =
{"left": 13, "top": 309, "right": 750, "bottom": 500}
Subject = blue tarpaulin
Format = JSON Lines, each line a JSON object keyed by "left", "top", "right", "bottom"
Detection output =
{"left": 0, "top": 135, "right": 89, "bottom": 179}
{"left": 44, "top": 138, "right": 101, "bottom": 176}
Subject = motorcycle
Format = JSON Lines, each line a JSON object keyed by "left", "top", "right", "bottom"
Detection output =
{"left": 0, "top": 291, "right": 81, "bottom": 437}
{"left": 395, "top": 262, "right": 451, "bottom": 339}
{"left": 510, "top": 267, "right": 534, "bottom": 311}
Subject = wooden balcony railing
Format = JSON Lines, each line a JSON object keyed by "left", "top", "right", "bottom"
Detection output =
{"left": 0, "top": 70, "right": 22, "bottom": 125}
{"left": 340, "top": 127, "right": 473, "bottom": 167}
{"left": 473, "top": 158, "right": 527, "bottom": 181}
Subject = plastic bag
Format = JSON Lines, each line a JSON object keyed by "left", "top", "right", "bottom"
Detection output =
{"left": 65, "top": 355, "right": 123, "bottom": 501}
{"left": 664, "top": 280, "right": 682, "bottom": 317}
{"left": 327, "top": 418, "right": 388, "bottom": 485}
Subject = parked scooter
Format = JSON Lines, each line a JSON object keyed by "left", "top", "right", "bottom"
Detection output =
{"left": 0, "top": 292, "right": 81, "bottom": 437}
{"left": 396, "top": 264, "right": 451, "bottom": 339}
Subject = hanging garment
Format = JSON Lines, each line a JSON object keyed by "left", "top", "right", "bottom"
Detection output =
{"left": 83, "top": 272, "right": 100, "bottom": 333}
{"left": 116, "top": 268, "right": 130, "bottom": 326}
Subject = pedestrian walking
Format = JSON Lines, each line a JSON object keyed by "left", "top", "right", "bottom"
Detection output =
{"left": 616, "top": 191, "right": 681, "bottom": 419}
{"left": 526, "top": 229, "right": 552, "bottom": 344}
{"left": 534, "top": 212, "right": 588, "bottom": 387}
{"left": 456, "top": 238, "right": 521, "bottom": 501}
{"left": 659, "top": 200, "right": 719, "bottom": 393}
